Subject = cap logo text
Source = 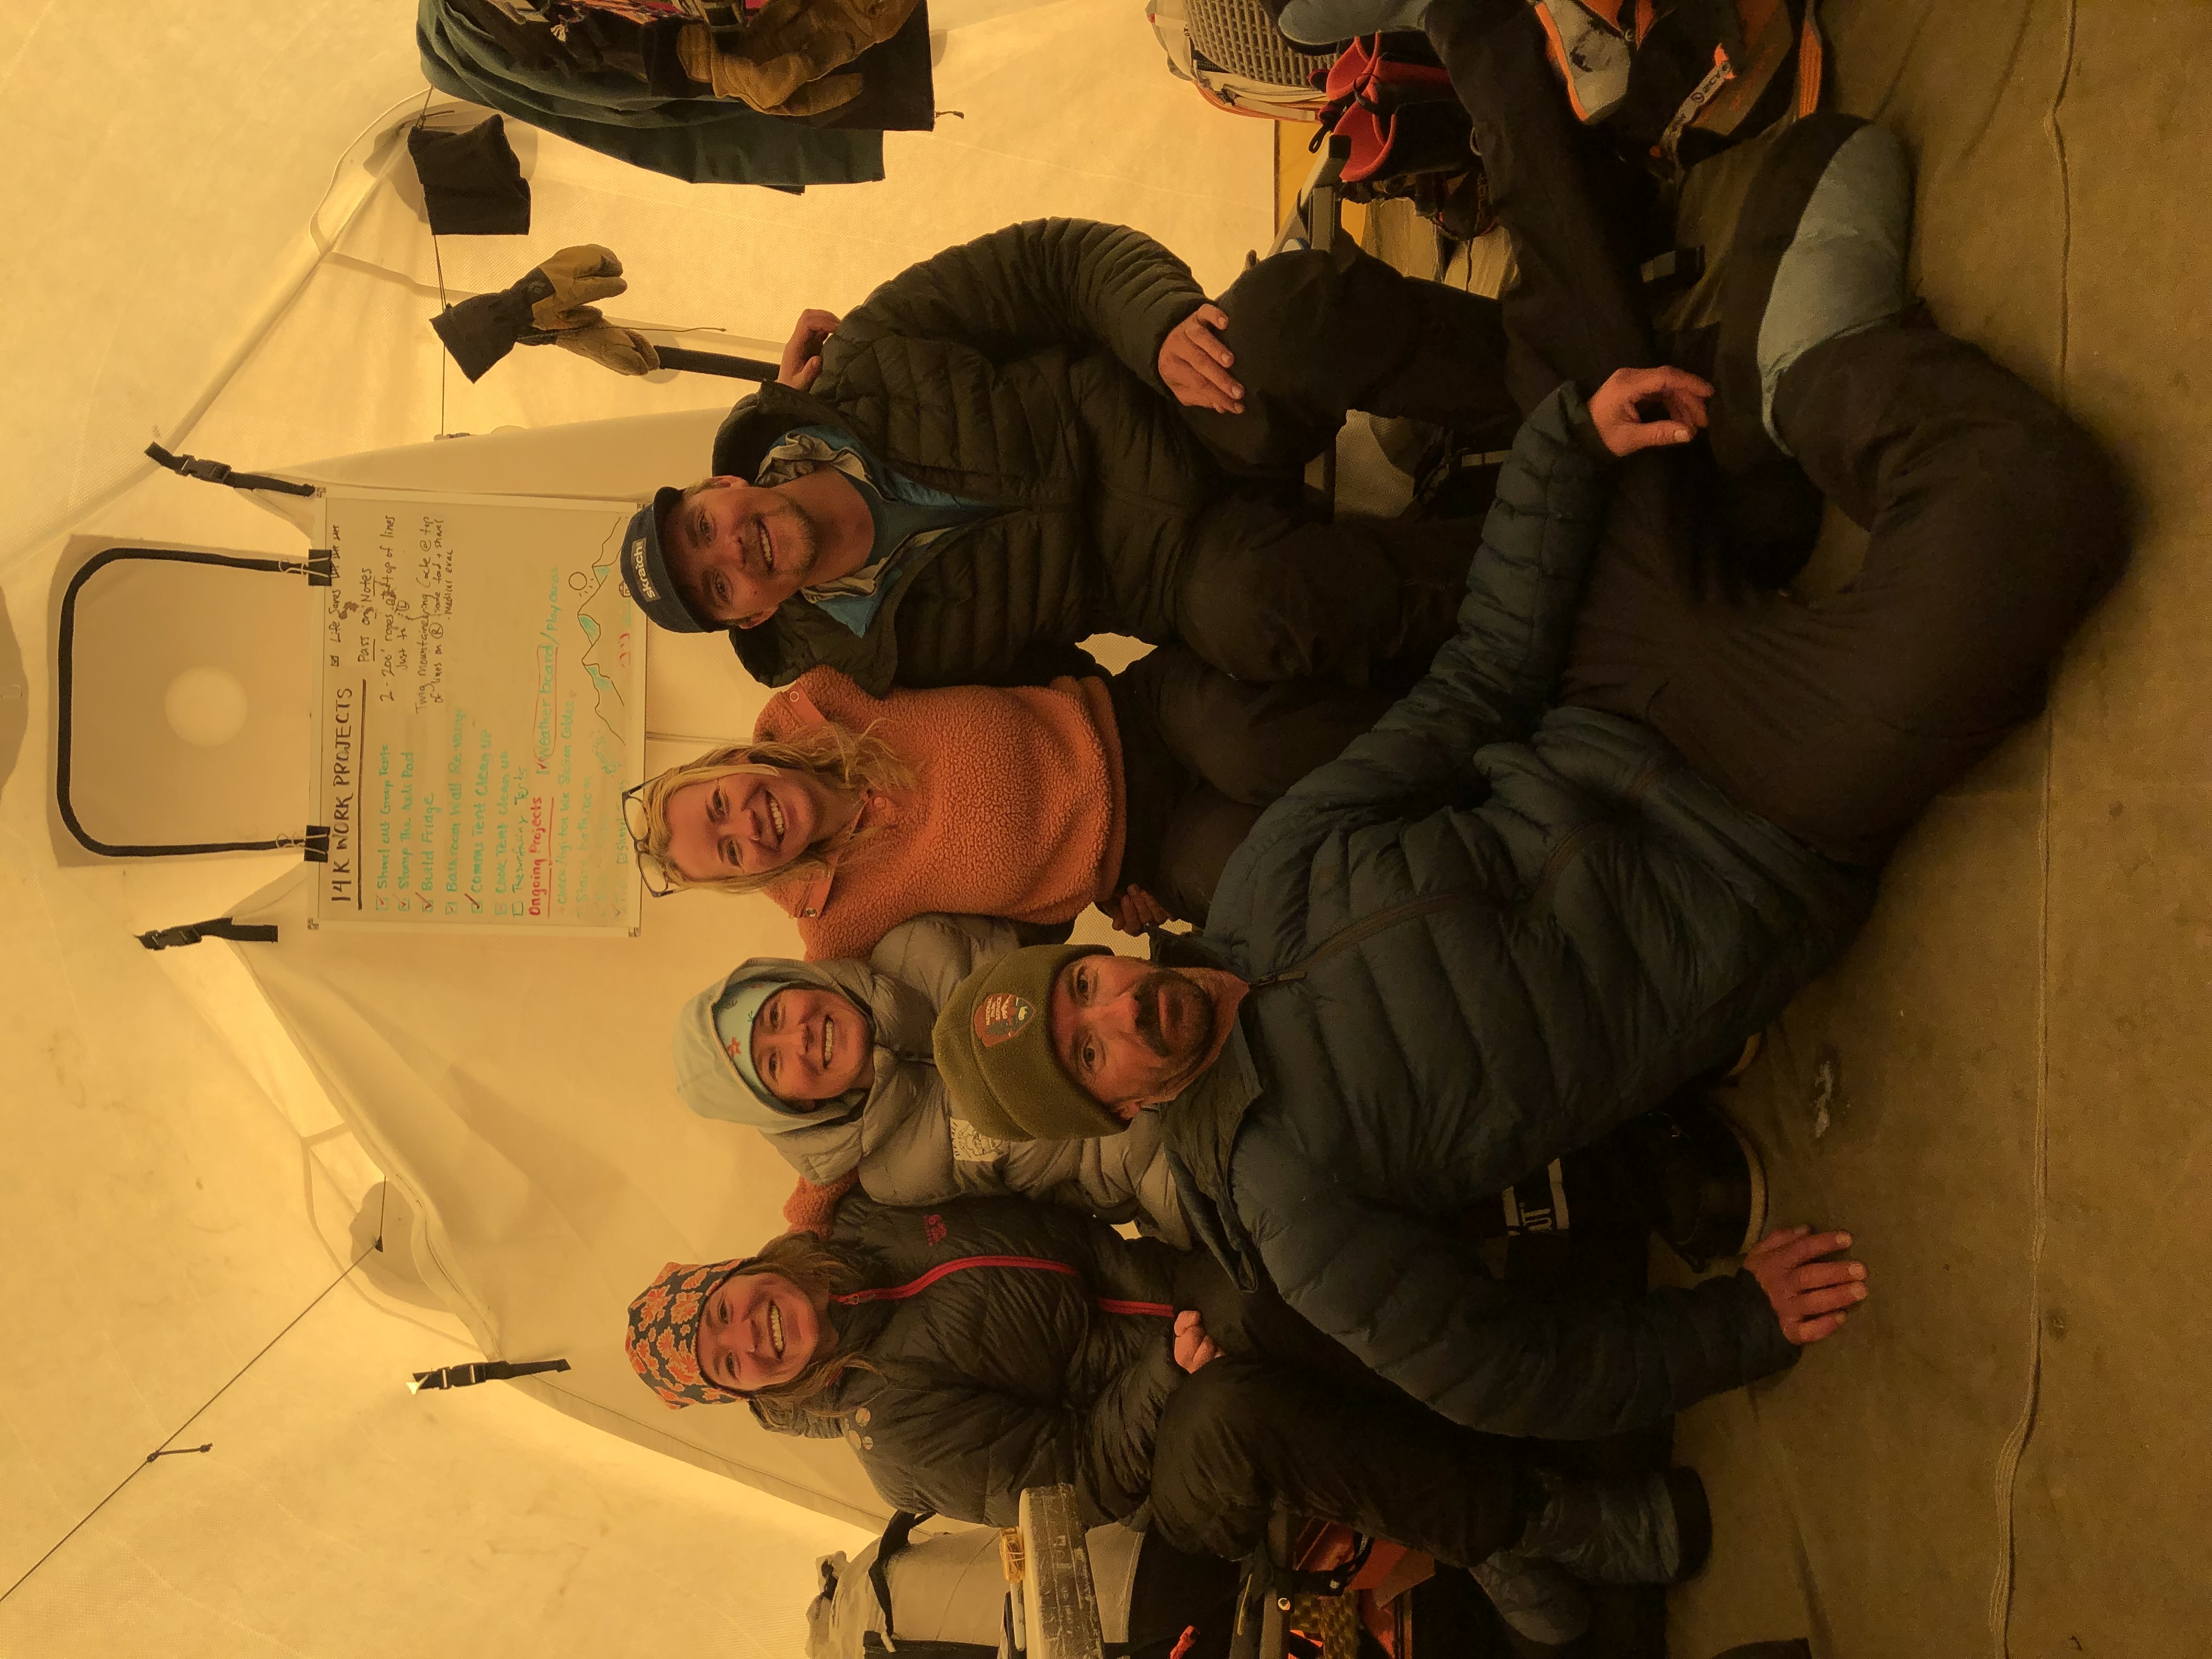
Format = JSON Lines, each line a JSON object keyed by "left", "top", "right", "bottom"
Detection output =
{"left": 627, "top": 536, "right": 661, "bottom": 602}
{"left": 974, "top": 992, "right": 1033, "bottom": 1047}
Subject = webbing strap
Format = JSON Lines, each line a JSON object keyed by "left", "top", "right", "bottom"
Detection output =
{"left": 145, "top": 443, "right": 316, "bottom": 497}
{"left": 867, "top": 1508, "right": 931, "bottom": 1641}
{"left": 834, "top": 1255, "right": 1173, "bottom": 1319}
{"left": 136, "top": 916, "right": 280, "bottom": 951}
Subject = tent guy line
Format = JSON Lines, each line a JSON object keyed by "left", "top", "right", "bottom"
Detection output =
{"left": 0, "top": 1233, "right": 383, "bottom": 1609}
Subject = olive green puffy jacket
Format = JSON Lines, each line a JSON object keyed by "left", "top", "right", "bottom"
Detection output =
{"left": 709, "top": 218, "right": 1217, "bottom": 693}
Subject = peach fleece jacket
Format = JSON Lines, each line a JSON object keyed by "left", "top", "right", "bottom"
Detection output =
{"left": 759, "top": 667, "right": 1127, "bottom": 961}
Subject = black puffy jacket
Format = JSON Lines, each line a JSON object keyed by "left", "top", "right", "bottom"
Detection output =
{"left": 1162, "top": 385, "right": 1881, "bottom": 1439}
{"left": 710, "top": 218, "right": 1217, "bottom": 693}
{"left": 785, "top": 1195, "right": 1183, "bottom": 1528}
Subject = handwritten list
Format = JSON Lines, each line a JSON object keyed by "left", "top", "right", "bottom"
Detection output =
{"left": 312, "top": 489, "right": 645, "bottom": 934}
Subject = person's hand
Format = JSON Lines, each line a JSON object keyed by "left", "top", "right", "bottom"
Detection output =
{"left": 1172, "top": 1310, "right": 1221, "bottom": 1374}
{"left": 1587, "top": 365, "right": 1712, "bottom": 456}
{"left": 1104, "top": 885, "right": 1171, "bottom": 936}
{"left": 778, "top": 308, "right": 841, "bottom": 391}
{"left": 1745, "top": 1225, "right": 1867, "bottom": 1344}
{"left": 1158, "top": 304, "right": 1244, "bottom": 414}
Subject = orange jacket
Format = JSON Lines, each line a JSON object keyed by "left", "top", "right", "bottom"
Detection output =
{"left": 758, "top": 667, "right": 1126, "bottom": 961}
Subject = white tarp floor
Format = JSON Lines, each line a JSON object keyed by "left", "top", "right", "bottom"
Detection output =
{"left": 4, "top": 1, "right": 2208, "bottom": 1655}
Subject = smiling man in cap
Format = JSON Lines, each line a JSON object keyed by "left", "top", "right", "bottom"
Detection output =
{"left": 624, "top": 216, "right": 1529, "bottom": 696}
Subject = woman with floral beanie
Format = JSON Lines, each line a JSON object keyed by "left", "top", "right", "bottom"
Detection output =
{"left": 624, "top": 1192, "right": 1717, "bottom": 1639}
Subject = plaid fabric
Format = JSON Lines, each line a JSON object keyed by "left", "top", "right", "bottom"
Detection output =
{"left": 1288, "top": 1589, "right": 1361, "bottom": 1658}
{"left": 625, "top": 1256, "right": 748, "bottom": 1408}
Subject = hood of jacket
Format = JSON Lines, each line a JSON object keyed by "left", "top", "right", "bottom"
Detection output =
{"left": 673, "top": 954, "right": 942, "bottom": 1183}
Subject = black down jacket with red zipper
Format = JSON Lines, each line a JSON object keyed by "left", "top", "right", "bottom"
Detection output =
{"left": 770, "top": 1193, "right": 1184, "bottom": 1528}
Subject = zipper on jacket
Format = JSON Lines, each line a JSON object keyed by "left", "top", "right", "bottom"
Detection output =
{"left": 1248, "top": 752, "right": 1683, "bottom": 988}
{"left": 1529, "top": 758, "right": 1674, "bottom": 905}
{"left": 833, "top": 1254, "right": 1172, "bottom": 1318}
{"left": 1531, "top": 821, "right": 1602, "bottom": 906}
{"left": 1250, "top": 889, "right": 1477, "bottom": 990}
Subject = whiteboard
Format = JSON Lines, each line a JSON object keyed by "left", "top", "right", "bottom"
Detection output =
{"left": 308, "top": 488, "right": 648, "bottom": 935}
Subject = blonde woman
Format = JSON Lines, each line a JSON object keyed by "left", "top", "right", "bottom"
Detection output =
{"left": 627, "top": 649, "right": 1391, "bottom": 960}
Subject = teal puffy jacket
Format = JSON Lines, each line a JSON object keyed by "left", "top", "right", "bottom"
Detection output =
{"left": 1163, "top": 383, "right": 1879, "bottom": 1439}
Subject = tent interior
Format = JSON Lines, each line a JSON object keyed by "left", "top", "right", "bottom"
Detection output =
{"left": 2, "top": 2, "right": 2205, "bottom": 1655}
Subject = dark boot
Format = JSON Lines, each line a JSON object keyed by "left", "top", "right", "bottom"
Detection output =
{"left": 1611, "top": 1094, "right": 1768, "bottom": 1271}
{"left": 1516, "top": 1468, "right": 1712, "bottom": 1585}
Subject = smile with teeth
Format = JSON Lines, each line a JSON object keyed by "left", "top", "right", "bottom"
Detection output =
{"left": 766, "top": 794, "right": 787, "bottom": 843}
{"left": 821, "top": 1015, "right": 837, "bottom": 1070}
{"left": 768, "top": 1301, "right": 786, "bottom": 1358}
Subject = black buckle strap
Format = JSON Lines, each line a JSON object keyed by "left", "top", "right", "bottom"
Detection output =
{"left": 136, "top": 916, "right": 280, "bottom": 951}
{"left": 145, "top": 442, "right": 316, "bottom": 498}
{"left": 408, "top": 1358, "right": 571, "bottom": 1392}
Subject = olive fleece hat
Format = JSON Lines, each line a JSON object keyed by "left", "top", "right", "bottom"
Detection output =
{"left": 932, "top": 943, "right": 1126, "bottom": 1142}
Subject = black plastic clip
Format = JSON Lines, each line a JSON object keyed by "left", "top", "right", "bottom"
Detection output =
{"left": 303, "top": 826, "right": 332, "bottom": 864}
{"left": 306, "top": 549, "right": 335, "bottom": 586}
{"left": 145, "top": 442, "right": 317, "bottom": 498}
{"left": 137, "top": 917, "right": 280, "bottom": 951}
{"left": 409, "top": 1358, "right": 572, "bottom": 1393}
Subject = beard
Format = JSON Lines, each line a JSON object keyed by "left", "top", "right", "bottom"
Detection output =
{"left": 1131, "top": 968, "right": 1218, "bottom": 1091}
{"left": 765, "top": 500, "right": 822, "bottom": 585}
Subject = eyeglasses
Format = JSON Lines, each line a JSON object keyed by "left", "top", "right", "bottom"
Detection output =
{"left": 620, "top": 780, "right": 681, "bottom": 898}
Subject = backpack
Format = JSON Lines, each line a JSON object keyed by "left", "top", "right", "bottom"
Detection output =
{"left": 1526, "top": 0, "right": 1827, "bottom": 174}
{"left": 1310, "top": 34, "right": 1493, "bottom": 238}
{"left": 1148, "top": 0, "right": 1331, "bottom": 123}
{"left": 805, "top": 1511, "right": 1148, "bottom": 1659}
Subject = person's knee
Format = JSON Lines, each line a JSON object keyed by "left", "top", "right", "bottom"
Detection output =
{"left": 1215, "top": 247, "right": 1347, "bottom": 341}
{"left": 1177, "top": 521, "right": 1402, "bottom": 685}
{"left": 1155, "top": 1356, "right": 1268, "bottom": 1448}
{"left": 1147, "top": 1361, "right": 1282, "bottom": 1559}
{"left": 1212, "top": 244, "right": 1391, "bottom": 391}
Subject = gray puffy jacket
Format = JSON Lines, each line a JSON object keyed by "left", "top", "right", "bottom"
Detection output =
{"left": 674, "top": 914, "right": 1188, "bottom": 1245}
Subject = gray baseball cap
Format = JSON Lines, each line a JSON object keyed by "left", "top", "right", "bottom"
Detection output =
{"left": 621, "top": 487, "right": 712, "bottom": 634}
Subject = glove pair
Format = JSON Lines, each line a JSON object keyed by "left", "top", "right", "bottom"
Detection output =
{"left": 430, "top": 245, "right": 661, "bottom": 382}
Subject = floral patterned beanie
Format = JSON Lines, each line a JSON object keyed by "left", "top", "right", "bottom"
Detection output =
{"left": 625, "top": 1256, "right": 750, "bottom": 1408}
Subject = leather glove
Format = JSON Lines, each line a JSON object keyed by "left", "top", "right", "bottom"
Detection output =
{"left": 553, "top": 320, "right": 660, "bottom": 376}
{"left": 430, "top": 245, "right": 654, "bottom": 381}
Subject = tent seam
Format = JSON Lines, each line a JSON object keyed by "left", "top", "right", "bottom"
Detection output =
{"left": 1985, "top": 2, "right": 2074, "bottom": 1649}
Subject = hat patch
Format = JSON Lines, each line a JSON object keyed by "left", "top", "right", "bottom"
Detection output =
{"left": 974, "top": 991, "right": 1034, "bottom": 1047}
{"left": 627, "top": 536, "right": 660, "bottom": 601}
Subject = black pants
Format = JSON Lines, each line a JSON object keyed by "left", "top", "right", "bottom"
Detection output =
{"left": 1146, "top": 1358, "right": 1528, "bottom": 1571}
{"left": 1107, "top": 646, "right": 1398, "bottom": 924}
{"left": 1161, "top": 241, "right": 1521, "bottom": 689}
{"left": 1564, "top": 323, "right": 2125, "bottom": 864}
{"left": 1146, "top": 1253, "right": 1530, "bottom": 1569}
{"left": 1425, "top": 0, "right": 2127, "bottom": 865}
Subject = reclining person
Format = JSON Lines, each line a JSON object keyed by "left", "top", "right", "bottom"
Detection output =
{"left": 673, "top": 913, "right": 1192, "bottom": 1247}
{"left": 929, "top": 119, "right": 2124, "bottom": 1441}
{"left": 625, "top": 646, "right": 1392, "bottom": 952}
{"left": 625, "top": 1192, "right": 1718, "bottom": 1627}
{"left": 619, "top": 216, "right": 1525, "bottom": 693}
